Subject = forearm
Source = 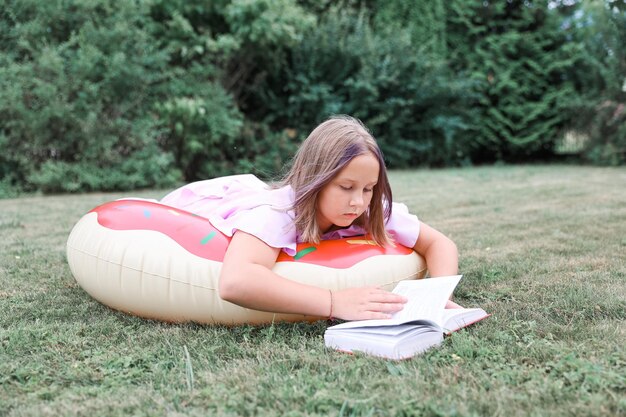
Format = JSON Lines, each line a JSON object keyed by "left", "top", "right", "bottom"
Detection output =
{"left": 413, "top": 222, "right": 458, "bottom": 277}
{"left": 220, "top": 232, "right": 407, "bottom": 321}
{"left": 219, "top": 263, "right": 331, "bottom": 317}
{"left": 220, "top": 264, "right": 408, "bottom": 320}
{"left": 421, "top": 236, "right": 459, "bottom": 308}
{"left": 423, "top": 236, "right": 458, "bottom": 277}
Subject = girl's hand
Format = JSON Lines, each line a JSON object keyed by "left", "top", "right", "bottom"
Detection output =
{"left": 331, "top": 287, "right": 407, "bottom": 321}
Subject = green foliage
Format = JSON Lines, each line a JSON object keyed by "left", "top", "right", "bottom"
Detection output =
{"left": 234, "top": 121, "right": 300, "bottom": 179}
{"left": 155, "top": 93, "right": 244, "bottom": 180}
{"left": 224, "top": 0, "right": 314, "bottom": 47}
{"left": 445, "top": 0, "right": 580, "bottom": 162}
{"left": 219, "top": 0, "right": 316, "bottom": 111}
{"left": 149, "top": 0, "right": 310, "bottom": 180}
{"left": 581, "top": 100, "right": 626, "bottom": 165}
{"left": 0, "top": 0, "right": 181, "bottom": 192}
{"left": 27, "top": 145, "right": 180, "bottom": 193}
{"left": 1, "top": 0, "right": 625, "bottom": 194}
{"left": 256, "top": 8, "right": 475, "bottom": 167}
{"left": 373, "top": 0, "right": 447, "bottom": 59}
{"left": 561, "top": 0, "right": 626, "bottom": 165}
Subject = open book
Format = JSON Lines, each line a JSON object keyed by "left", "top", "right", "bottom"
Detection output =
{"left": 324, "top": 275, "right": 489, "bottom": 360}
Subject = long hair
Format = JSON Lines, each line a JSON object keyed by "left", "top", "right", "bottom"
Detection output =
{"left": 280, "top": 115, "right": 393, "bottom": 246}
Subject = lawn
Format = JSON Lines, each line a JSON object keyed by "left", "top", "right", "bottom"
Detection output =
{"left": 1, "top": 165, "right": 624, "bottom": 417}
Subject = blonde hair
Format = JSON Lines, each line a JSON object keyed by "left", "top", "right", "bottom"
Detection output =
{"left": 280, "top": 115, "right": 393, "bottom": 246}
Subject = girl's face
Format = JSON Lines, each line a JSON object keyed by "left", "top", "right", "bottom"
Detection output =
{"left": 316, "top": 152, "right": 380, "bottom": 233}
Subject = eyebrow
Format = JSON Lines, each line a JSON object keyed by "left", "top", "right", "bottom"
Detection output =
{"left": 337, "top": 177, "right": 378, "bottom": 186}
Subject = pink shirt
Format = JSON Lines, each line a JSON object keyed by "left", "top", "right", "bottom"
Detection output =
{"left": 160, "top": 174, "right": 420, "bottom": 256}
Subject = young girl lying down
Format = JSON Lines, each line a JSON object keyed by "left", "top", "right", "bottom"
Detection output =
{"left": 161, "top": 115, "right": 459, "bottom": 321}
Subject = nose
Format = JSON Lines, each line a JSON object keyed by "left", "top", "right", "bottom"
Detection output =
{"left": 350, "top": 191, "right": 364, "bottom": 207}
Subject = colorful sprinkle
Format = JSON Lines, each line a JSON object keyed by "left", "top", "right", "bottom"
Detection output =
{"left": 143, "top": 210, "right": 151, "bottom": 218}
{"left": 294, "top": 247, "right": 317, "bottom": 260}
{"left": 200, "top": 231, "right": 217, "bottom": 245}
{"left": 346, "top": 239, "right": 377, "bottom": 246}
{"left": 168, "top": 209, "right": 180, "bottom": 216}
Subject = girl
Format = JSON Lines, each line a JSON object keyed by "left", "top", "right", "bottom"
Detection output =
{"left": 161, "top": 115, "right": 458, "bottom": 321}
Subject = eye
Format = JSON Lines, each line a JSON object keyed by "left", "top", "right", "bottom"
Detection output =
{"left": 364, "top": 188, "right": 373, "bottom": 193}
{"left": 339, "top": 185, "right": 352, "bottom": 191}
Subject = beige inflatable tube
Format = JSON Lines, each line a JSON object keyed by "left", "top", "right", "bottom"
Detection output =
{"left": 66, "top": 200, "right": 427, "bottom": 324}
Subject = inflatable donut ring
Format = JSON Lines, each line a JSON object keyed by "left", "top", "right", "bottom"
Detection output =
{"left": 66, "top": 200, "right": 427, "bottom": 324}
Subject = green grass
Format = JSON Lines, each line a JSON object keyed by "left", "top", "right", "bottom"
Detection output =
{"left": 1, "top": 165, "right": 625, "bottom": 417}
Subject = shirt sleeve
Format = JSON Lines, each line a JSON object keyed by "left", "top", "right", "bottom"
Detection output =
{"left": 385, "top": 202, "right": 420, "bottom": 248}
{"left": 160, "top": 175, "right": 299, "bottom": 256}
{"left": 208, "top": 205, "right": 298, "bottom": 256}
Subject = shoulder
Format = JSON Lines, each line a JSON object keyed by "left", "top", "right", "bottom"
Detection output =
{"left": 385, "top": 202, "right": 420, "bottom": 248}
{"left": 226, "top": 230, "right": 282, "bottom": 268}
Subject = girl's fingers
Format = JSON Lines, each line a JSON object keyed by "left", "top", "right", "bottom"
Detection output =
{"left": 367, "top": 288, "right": 408, "bottom": 304}
{"left": 332, "top": 286, "right": 408, "bottom": 320}
{"left": 365, "top": 312, "right": 393, "bottom": 320}
{"left": 366, "top": 302, "right": 405, "bottom": 313}
{"left": 357, "top": 288, "right": 407, "bottom": 314}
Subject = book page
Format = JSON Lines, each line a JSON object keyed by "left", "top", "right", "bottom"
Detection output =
{"left": 327, "top": 275, "right": 462, "bottom": 330}
{"left": 390, "top": 275, "right": 462, "bottom": 324}
{"left": 441, "top": 308, "right": 490, "bottom": 333}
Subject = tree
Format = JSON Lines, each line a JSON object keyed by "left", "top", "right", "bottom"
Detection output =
{"left": 0, "top": 0, "right": 180, "bottom": 192}
{"left": 445, "top": 0, "right": 581, "bottom": 162}
{"left": 560, "top": 0, "right": 626, "bottom": 164}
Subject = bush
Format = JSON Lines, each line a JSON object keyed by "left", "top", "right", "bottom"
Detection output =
{"left": 234, "top": 121, "right": 300, "bottom": 180}
{"left": 148, "top": 0, "right": 313, "bottom": 180}
{"left": 155, "top": 91, "right": 244, "bottom": 181}
{"left": 563, "top": 1, "right": 626, "bottom": 165}
{"left": 1, "top": 1, "right": 624, "bottom": 196}
{"left": 581, "top": 100, "right": 626, "bottom": 165}
{"left": 254, "top": 8, "right": 475, "bottom": 167}
{"left": 445, "top": 0, "right": 581, "bottom": 163}
{"left": 27, "top": 145, "right": 180, "bottom": 193}
{"left": 0, "top": 0, "right": 180, "bottom": 193}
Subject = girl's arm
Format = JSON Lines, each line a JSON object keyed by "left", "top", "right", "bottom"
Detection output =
{"left": 412, "top": 221, "right": 458, "bottom": 277}
{"left": 219, "top": 231, "right": 407, "bottom": 320}
{"left": 413, "top": 221, "right": 462, "bottom": 308}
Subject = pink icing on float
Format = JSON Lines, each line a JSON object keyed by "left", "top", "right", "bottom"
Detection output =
{"left": 67, "top": 200, "right": 426, "bottom": 324}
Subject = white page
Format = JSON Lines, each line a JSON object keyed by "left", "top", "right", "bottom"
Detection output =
{"left": 327, "top": 275, "right": 462, "bottom": 330}
{"left": 391, "top": 275, "right": 462, "bottom": 323}
{"left": 326, "top": 323, "right": 435, "bottom": 337}
{"left": 441, "top": 308, "right": 489, "bottom": 332}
